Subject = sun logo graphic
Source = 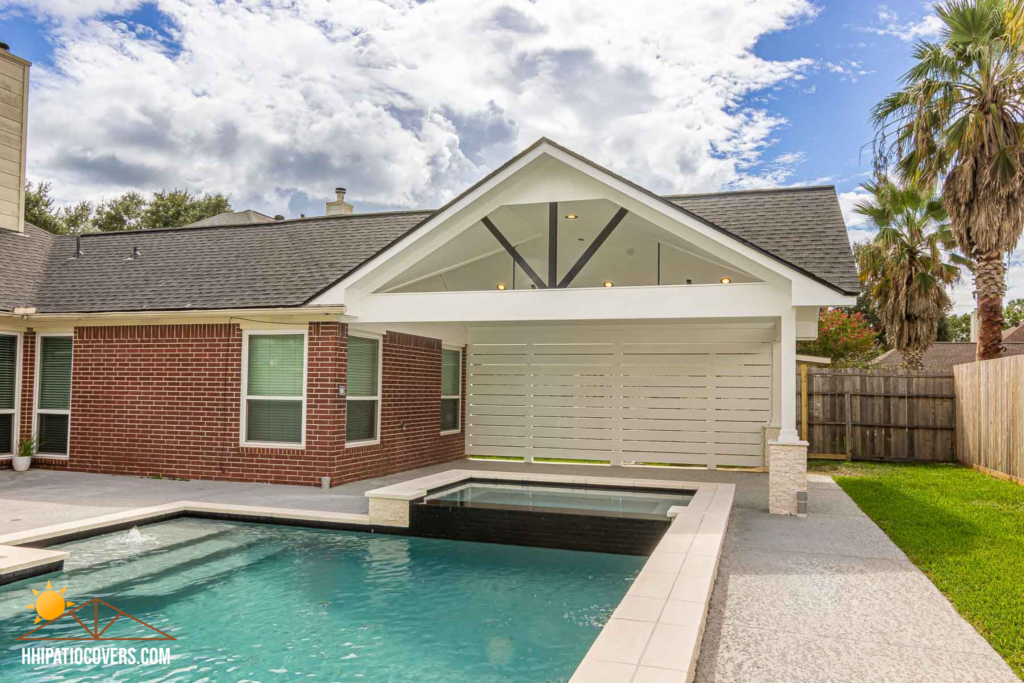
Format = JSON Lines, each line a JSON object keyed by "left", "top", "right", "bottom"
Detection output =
{"left": 26, "top": 580, "right": 74, "bottom": 625}
{"left": 17, "top": 581, "right": 175, "bottom": 641}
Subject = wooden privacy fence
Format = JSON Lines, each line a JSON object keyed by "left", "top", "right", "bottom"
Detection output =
{"left": 799, "top": 367, "right": 957, "bottom": 462}
{"left": 954, "top": 355, "right": 1024, "bottom": 483}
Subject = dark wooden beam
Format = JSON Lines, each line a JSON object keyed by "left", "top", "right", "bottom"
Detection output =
{"left": 481, "top": 216, "right": 547, "bottom": 289}
{"left": 548, "top": 202, "right": 558, "bottom": 287}
{"left": 558, "top": 207, "right": 628, "bottom": 288}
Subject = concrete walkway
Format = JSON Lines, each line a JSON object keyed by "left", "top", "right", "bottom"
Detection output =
{"left": 0, "top": 462, "right": 1016, "bottom": 683}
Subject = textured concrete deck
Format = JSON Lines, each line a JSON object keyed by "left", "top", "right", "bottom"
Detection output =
{"left": 1, "top": 461, "right": 1016, "bottom": 682}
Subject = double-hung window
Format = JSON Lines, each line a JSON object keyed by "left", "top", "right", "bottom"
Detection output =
{"left": 346, "top": 334, "right": 381, "bottom": 445}
{"left": 243, "top": 332, "right": 306, "bottom": 447}
{"left": 36, "top": 335, "right": 72, "bottom": 456}
{"left": 0, "top": 334, "right": 18, "bottom": 456}
{"left": 440, "top": 347, "right": 461, "bottom": 434}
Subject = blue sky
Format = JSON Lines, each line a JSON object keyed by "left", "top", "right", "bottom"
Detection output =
{"left": 1, "top": 0, "right": 1016, "bottom": 309}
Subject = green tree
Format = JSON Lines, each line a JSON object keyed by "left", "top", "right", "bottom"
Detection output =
{"left": 94, "top": 191, "right": 147, "bottom": 232}
{"left": 855, "top": 178, "right": 970, "bottom": 368}
{"left": 871, "top": 0, "right": 1024, "bottom": 361}
{"left": 937, "top": 312, "right": 973, "bottom": 341}
{"left": 797, "top": 308, "right": 881, "bottom": 368}
{"left": 23, "top": 181, "right": 63, "bottom": 234}
{"left": 57, "top": 201, "right": 94, "bottom": 235}
{"left": 141, "top": 190, "right": 230, "bottom": 230}
{"left": 1005, "top": 298, "right": 1024, "bottom": 327}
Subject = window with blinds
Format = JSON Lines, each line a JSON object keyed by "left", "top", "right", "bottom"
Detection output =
{"left": 346, "top": 335, "right": 380, "bottom": 444}
{"left": 244, "top": 333, "right": 305, "bottom": 445}
{"left": 36, "top": 336, "right": 72, "bottom": 455}
{"left": 0, "top": 334, "right": 17, "bottom": 455}
{"left": 441, "top": 347, "right": 461, "bottom": 433}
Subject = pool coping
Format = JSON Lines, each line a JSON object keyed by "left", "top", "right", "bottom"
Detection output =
{"left": 0, "top": 474, "right": 734, "bottom": 683}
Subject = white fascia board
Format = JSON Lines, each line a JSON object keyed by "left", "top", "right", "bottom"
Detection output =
{"left": 347, "top": 282, "right": 791, "bottom": 324}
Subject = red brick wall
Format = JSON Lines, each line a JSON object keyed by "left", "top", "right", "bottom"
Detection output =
{"left": 15, "top": 322, "right": 465, "bottom": 486}
{"left": 336, "top": 329, "right": 466, "bottom": 481}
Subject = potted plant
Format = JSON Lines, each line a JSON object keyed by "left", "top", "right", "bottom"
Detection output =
{"left": 12, "top": 437, "right": 34, "bottom": 472}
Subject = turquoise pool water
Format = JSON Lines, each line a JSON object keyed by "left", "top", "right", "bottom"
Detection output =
{"left": 0, "top": 519, "right": 643, "bottom": 682}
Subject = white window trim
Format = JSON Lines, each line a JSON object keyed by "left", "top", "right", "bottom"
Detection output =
{"left": 0, "top": 331, "right": 22, "bottom": 458}
{"left": 33, "top": 332, "right": 73, "bottom": 459}
{"left": 345, "top": 331, "right": 383, "bottom": 448}
{"left": 440, "top": 345, "right": 462, "bottom": 435}
{"left": 240, "top": 328, "right": 308, "bottom": 449}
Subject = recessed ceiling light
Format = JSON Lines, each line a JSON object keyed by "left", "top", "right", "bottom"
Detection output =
{"left": 496, "top": 283, "right": 507, "bottom": 290}
{"left": 720, "top": 277, "right": 732, "bottom": 284}
{"left": 565, "top": 213, "right": 578, "bottom": 219}
{"left": 603, "top": 281, "right": 614, "bottom": 288}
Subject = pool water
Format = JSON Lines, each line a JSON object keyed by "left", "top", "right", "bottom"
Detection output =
{"left": 0, "top": 519, "right": 643, "bottom": 682}
{"left": 426, "top": 481, "right": 693, "bottom": 518}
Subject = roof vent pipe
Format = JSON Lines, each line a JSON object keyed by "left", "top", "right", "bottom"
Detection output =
{"left": 125, "top": 246, "right": 141, "bottom": 261}
{"left": 69, "top": 235, "right": 83, "bottom": 259}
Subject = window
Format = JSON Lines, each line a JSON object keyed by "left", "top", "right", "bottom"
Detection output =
{"left": 243, "top": 332, "right": 306, "bottom": 446}
{"left": 346, "top": 334, "right": 381, "bottom": 445}
{"left": 36, "top": 335, "right": 72, "bottom": 456}
{"left": 0, "top": 334, "right": 18, "bottom": 455}
{"left": 441, "top": 347, "right": 461, "bottom": 433}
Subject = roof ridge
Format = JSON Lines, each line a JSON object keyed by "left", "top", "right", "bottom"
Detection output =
{"left": 665, "top": 185, "right": 836, "bottom": 200}
{"left": 74, "top": 208, "right": 436, "bottom": 238}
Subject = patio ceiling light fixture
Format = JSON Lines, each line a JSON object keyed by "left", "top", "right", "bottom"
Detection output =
{"left": 720, "top": 277, "right": 732, "bottom": 284}
{"left": 603, "top": 281, "right": 614, "bottom": 288}
{"left": 565, "top": 213, "right": 578, "bottom": 219}
{"left": 496, "top": 283, "right": 507, "bottom": 290}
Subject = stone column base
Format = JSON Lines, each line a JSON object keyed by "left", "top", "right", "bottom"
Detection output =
{"left": 763, "top": 426, "right": 781, "bottom": 471}
{"left": 768, "top": 440, "right": 808, "bottom": 516}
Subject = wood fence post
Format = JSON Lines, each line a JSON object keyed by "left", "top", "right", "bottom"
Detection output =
{"left": 844, "top": 391, "right": 853, "bottom": 462}
{"left": 801, "top": 362, "right": 808, "bottom": 444}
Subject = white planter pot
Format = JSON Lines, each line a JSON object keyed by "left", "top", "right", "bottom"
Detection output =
{"left": 12, "top": 456, "right": 31, "bottom": 472}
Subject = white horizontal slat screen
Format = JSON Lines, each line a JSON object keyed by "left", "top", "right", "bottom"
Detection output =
{"left": 466, "top": 326, "right": 771, "bottom": 467}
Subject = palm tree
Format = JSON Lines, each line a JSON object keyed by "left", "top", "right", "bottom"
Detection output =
{"left": 871, "top": 0, "right": 1024, "bottom": 360}
{"left": 856, "top": 179, "right": 971, "bottom": 368}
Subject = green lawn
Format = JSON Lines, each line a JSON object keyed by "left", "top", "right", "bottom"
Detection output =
{"left": 809, "top": 460, "right": 1024, "bottom": 678}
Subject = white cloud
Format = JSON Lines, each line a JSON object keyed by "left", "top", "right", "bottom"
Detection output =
{"left": 6, "top": 0, "right": 822, "bottom": 215}
{"left": 852, "top": 4, "right": 944, "bottom": 42}
{"left": 838, "top": 189, "right": 871, "bottom": 227}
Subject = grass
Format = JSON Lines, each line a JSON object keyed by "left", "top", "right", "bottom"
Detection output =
{"left": 808, "top": 460, "right": 1024, "bottom": 678}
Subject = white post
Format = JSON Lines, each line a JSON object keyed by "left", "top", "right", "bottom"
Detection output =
{"left": 778, "top": 307, "right": 800, "bottom": 443}
{"left": 768, "top": 307, "right": 808, "bottom": 515}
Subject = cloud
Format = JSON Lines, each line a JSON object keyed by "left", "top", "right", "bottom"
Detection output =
{"left": 851, "top": 4, "right": 944, "bottom": 42}
{"left": 7, "top": 0, "right": 822, "bottom": 215}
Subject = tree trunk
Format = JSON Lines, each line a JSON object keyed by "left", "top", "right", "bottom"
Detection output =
{"left": 901, "top": 347, "right": 925, "bottom": 369}
{"left": 975, "top": 250, "right": 1006, "bottom": 361}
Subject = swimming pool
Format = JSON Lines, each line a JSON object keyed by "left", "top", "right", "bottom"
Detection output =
{"left": 0, "top": 518, "right": 643, "bottom": 682}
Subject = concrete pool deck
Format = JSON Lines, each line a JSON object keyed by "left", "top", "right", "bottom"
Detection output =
{"left": 0, "top": 461, "right": 1017, "bottom": 683}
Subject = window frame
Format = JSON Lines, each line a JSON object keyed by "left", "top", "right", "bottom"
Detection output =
{"left": 0, "top": 331, "right": 22, "bottom": 457}
{"left": 240, "top": 328, "right": 308, "bottom": 449}
{"left": 345, "top": 331, "right": 383, "bottom": 448}
{"left": 33, "top": 332, "right": 73, "bottom": 459}
{"left": 440, "top": 345, "right": 462, "bottom": 436}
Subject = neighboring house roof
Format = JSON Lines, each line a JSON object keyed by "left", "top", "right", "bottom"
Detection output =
{"left": 183, "top": 210, "right": 276, "bottom": 228}
{"left": 0, "top": 140, "right": 859, "bottom": 314}
{"left": 1004, "top": 324, "right": 1024, "bottom": 342}
{"left": 0, "top": 223, "right": 56, "bottom": 311}
{"left": 667, "top": 186, "right": 860, "bottom": 295}
{"left": 873, "top": 343, "right": 1024, "bottom": 370}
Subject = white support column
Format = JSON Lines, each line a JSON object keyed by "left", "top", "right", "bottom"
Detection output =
{"left": 768, "top": 307, "right": 808, "bottom": 515}
{"left": 778, "top": 307, "right": 800, "bottom": 443}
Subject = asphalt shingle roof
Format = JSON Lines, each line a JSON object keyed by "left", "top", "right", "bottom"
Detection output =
{"left": 184, "top": 210, "right": 276, "bottom": 228}
{"left": 874, "top": 343, "right": 1024, "bottom": 369}
{"left": 0, "top": 223, "right": 56, "bottom": 311}
{"left": 30, "top": 211, "right": 429, "bottom": 313}
{"left": 668, "top": 186, "right": 860, "bottom": 295}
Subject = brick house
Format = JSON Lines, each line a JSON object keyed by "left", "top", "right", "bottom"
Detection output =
{"left": 0, "top": 45, "right": 858, "bottom": 513}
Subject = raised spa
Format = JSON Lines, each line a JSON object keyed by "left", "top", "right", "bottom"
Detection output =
{"left": 424, "top": 481, "right": 694, "bottom": 518}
